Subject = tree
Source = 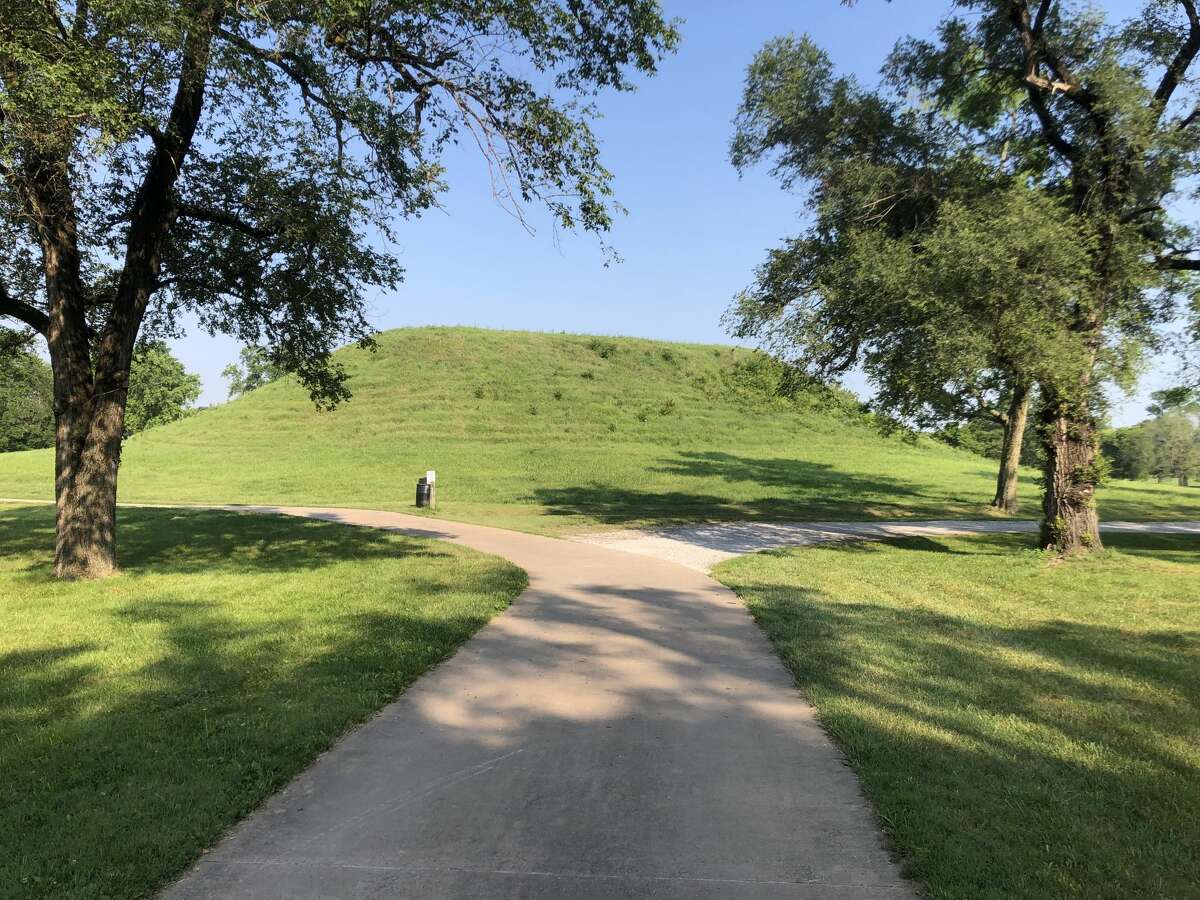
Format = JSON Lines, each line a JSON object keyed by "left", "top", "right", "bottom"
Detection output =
{"left": 0, "top": 2, "right": 678, "bottom": 577}
{"left": 1148, "top": 412, "right": 1200, "bottom": 484}
{"left": 939, "top": 391, "right": 1044, "bottom": 482}
{"left": 124, "top": 342, "right": 202, "bottom": 434}
{"left": 727, "top": 38, "right": 1092, "bottom": 518}
{"left": 1144, "top": 387, "right": 1200, "bottom": 484}
{"left": 222, "top": 345, "right": 283, "bottom": 399}
{"left": 892, "top": 0, "right": 1200, "bottom": 552}
{"left": 1102, "top": 425, "right": 1156, "bottom": 479}
{"left": 731, "top": 2, "right": 1200, "bottom": 554}
{"left": 0, "top": 328, "right": 54, "bottom": 452}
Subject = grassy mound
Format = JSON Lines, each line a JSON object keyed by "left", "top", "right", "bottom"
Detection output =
{"left": 717, "top": 533, "right": 1200, "bottom": 899}
{"left": 0, "top": 503, "right": 525, "bottom": 900}
{"left": 1, "top": 327, "right": 1194, "bottom": 529}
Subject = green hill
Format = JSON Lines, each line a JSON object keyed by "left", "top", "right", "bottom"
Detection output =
{"left": 1, "top": 327, "right": 1194, "bottom": 530}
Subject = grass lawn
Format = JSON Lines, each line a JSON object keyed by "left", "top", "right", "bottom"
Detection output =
{"left": 1, "top": 328, "right": 1195, "bottom": 530}
{"left": 716, "top": 533, "right": 1200, "bottom": 900}
{"left": 0, "top": 503, "right": 526, "bottom": 900}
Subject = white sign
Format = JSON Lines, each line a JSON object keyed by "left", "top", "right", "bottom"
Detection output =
{"left": 426, "top": 470, "right": 437, "bottom": 483}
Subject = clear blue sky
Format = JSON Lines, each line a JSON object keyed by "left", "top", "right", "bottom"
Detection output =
{"left": 174, "top": 0, "right": 1174, "bottom": 426}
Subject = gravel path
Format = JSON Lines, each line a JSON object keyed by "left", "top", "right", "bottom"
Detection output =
{"left": 574, "top": 519, "right": 1200, "bottom": 572}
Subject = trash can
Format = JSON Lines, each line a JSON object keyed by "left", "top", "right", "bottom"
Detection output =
{"left": 415, "top": 477, "right": 432, "bottom": 508}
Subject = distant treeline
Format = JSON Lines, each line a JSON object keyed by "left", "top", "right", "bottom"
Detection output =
{"left": 1, "top": 331, "right": 201, "bottom": 452}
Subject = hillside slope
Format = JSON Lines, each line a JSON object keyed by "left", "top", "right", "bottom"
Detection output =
{"left": 1, "top": 327, "right": 1194, "bottom": 530}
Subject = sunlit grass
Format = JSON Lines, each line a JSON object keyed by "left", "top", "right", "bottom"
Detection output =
{"left": 716, "top": 533, "right": 1200, "bottom": 899}
{"left": 1, "top": 327, "right": 1194, "bottom": 530}
{"left": 0, "top": 503, "right": 526, "bottom": 900}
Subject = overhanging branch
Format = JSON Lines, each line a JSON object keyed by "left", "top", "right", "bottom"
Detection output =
{"left": 0, "top": 281, "right": 49, "bottom": 335}
{"left": 178, "top": 203, "right": 274, "bottom": 239}
{"left": 1156, "top": 251, "right": 1200, "bottom": 270}
{"left": 1152, "top": 0, "right": 1200, "bottom": 114}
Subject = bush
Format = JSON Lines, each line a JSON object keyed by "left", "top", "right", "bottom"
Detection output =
{"left": 586, "top": 338, "right": 618, "bottom": 359}
{"left": 720, "top": 352, "right": 789, "bottom": 403}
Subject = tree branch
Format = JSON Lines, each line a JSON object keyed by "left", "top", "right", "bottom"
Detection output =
{"left": 969, "top": 386, "right": 1009, "bottom": 425}
{"left": 1032, "top": 0, "right": 1054, "bottom": 35}
{"left": 1119, "top": 201, "right": 1164, "bottom": 223}
{"left": 1026, "top": 85, "right": 1078, "bottom": 158}
{"left": 1008, "top": 0, "right": 1079, "bottom": 159}
{"left": 72, "top": 0, "right": 90, "bottom": 39}
{"left": 215, "top": 27, "right": 351, "bottom": 164}
{"left": 177, "top": 203, "right": 274, "bottom": 239}
{"left": 1157, "top": 254, "right": 1200, "bottom": 270}
{"left": 0, "top": 281, "right": 49, "bottom": 335}
{"left": 1152, "top": 0, "right": 1200, "bottom": 114}
{"left": 108, "top": 1, "right": 224, "bottom": 348}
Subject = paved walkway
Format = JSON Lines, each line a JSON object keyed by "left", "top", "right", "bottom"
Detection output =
{"left": 163, "top": 506, "right": 914, "bottom": 899}
{"left": 576, "top": 519, "right": 1200, "bottom": 571}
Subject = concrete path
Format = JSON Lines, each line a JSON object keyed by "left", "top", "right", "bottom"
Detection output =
{"left": 576, "top": 519, "right": 1200, "bottom": 572}
{"left": 162, "top": 506, "right": 914, "bottom": 900}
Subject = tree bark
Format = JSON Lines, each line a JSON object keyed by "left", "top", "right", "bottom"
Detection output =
{"left": 54, "top": 395, "right": 127, "bottom": 578}
{"left": 1039, "top": 394, "right": 1102, "bottom": 554}
{"left": 991, "top": 383, "right": 1031, "bottom": 514}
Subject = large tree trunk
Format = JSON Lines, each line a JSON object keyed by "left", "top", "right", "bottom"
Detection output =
{"left": 991, "top": 383, "right": 1031, "bottom": 514}
{"left": 1039, "top": 395, "right": 1102, "bottom": 554}
{"left": 54, "top": 394, "right": 127, "bottom": 579}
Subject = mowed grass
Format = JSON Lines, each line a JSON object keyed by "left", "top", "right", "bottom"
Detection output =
{"left": 0, "top": 327, "right": 1194, "bottom": 529}
{"left": 716, "top": 533, "right": 1200, "bottom": 899}
{"left": 0, "top": 503, "right": 525, "bottom": 900}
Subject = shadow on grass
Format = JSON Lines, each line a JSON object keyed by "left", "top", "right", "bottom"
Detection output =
{"left": 0, "top": 505, "right": 523, "bottom": 900}
{"left": 650, "top": 451, "right": 929, "bottom": 495}
{"left": 532, "top": 452, "right": 980, "bottom": 525}
{"left": 724, "top": 533, "right": 1200, "bottom": 898}
{"left": 0, "top": 504, "right": 454, "bottom": 577}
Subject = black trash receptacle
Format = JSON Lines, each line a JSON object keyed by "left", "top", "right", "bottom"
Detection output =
{"left": 415, "top": 477, "right": 431, "bottom": 508}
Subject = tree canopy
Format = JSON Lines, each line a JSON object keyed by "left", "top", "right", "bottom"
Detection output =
{"left": 124, "top": 341, "right": 202, "bottom": 434}
{"left": 1, "top": 0, "right": 679, "bottom": 401}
